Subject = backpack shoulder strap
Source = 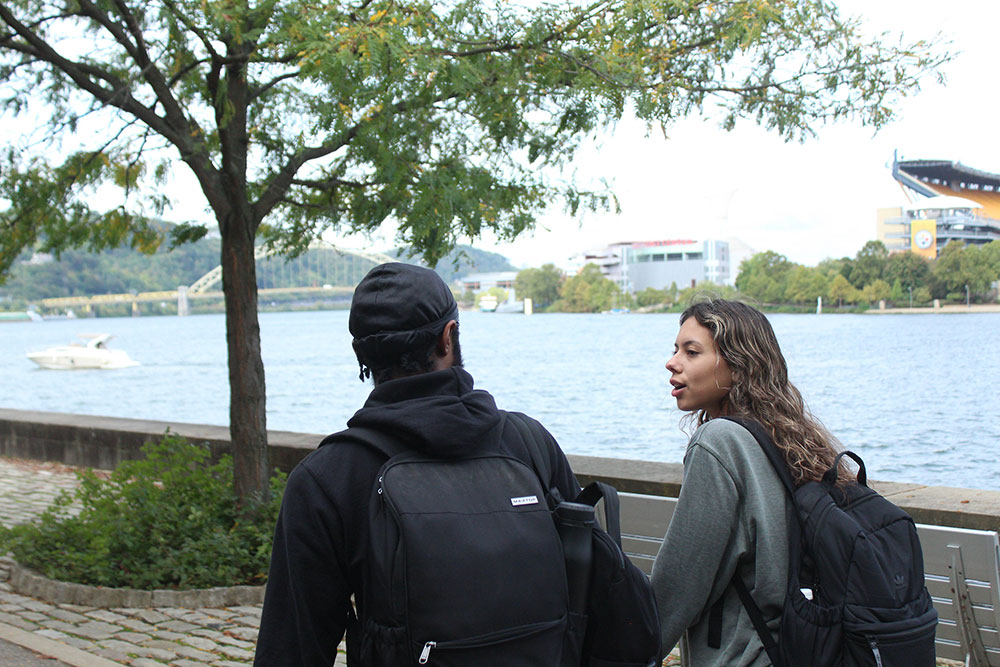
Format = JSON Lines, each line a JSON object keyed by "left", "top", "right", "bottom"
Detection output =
{"left": 503, "top": 411, "right": 565, "bottom": 507}
{"left": 318, "top": 426, "right": 407, "bottom": 460}
{"left": 732, "top": 576, "right": 782, "bottom": 666}
{"left": 721, "top": 416, "right": 797, "bottom": 497}
{"left": 708, "top": 417, "right": 794, "bottom": 665}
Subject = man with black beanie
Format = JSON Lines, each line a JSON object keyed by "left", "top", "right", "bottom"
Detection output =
{"left": 254, "top": 262, "right": 580, "bottom": 666}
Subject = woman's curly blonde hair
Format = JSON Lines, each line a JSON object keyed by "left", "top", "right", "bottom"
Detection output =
{"left": 681, "top": 298, "right": 846, "bottom": 486}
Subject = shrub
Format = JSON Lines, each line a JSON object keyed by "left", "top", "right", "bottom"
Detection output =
{"left": 1, "top": 432, "right": 285, "bottom": 589}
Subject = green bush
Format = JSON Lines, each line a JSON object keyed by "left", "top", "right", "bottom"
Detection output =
{"left": 1, "top": 433, "right": 285, "bottom": 589}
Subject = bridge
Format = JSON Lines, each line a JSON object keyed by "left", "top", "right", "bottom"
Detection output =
{"left": 37, "top": 241, "right": 397, "bottom": 316}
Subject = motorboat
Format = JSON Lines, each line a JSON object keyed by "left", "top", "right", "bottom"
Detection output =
{"left": 478, "top": 295, "right": 499, "bottom": 312}
{"left": 26, "top": 333, "right": 140, "bottom": 370}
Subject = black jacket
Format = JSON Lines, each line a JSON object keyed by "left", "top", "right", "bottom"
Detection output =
{"left": 253, "top": 367, "right": 580, "bottom": 666}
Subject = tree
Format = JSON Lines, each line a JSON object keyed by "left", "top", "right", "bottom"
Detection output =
{"left": 884, "top": 251, "right": 931, "bottom": 291}
{"left": 861, "top": 278, "right": 891, "bottom": 305}
{"left": 982, "top": 240, "right": 1000, "bottom": 301}
{"left": 932, "top": 242, "right": 988, "bottom": 298}
{"left": 848, "top": 241, "right": 889, "bottom": 288}
{"left": 0, "top": 1, "right": 948, "bottom": 504}
{"left": 828, "top": 273, "right": 857, "bottom": 307}
{"left": 556, "top": 263, "right": 619, "bottom": 312}
{"left": 667, "top": 282, "right": 679, "bottom": 306}
{"left": 735, "top": 251, "right": 793, "bottom": 303}
{"left": 635, "top": 287, "right": 668, "bottom": 307}
{"left": 889, "top": 278, "right": 904, "bottom": 305}
{"left": 677, "top": 281, "right": 739, "bottom": 305}
{"left": 816, "top": 257, "right": 849, "bottom": 278}
{"left": 784, "top": 265, "right": 828, "bottom": 305}
{"left": 515, "top": 264, "right": 563, "bottom": 310}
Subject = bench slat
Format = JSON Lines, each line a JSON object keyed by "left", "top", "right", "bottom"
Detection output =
{"left": 918, "top": 525, "right": 1000, "bottom": 583}
{"left": 927, "top": 576, "right": 998, "bottom": 608}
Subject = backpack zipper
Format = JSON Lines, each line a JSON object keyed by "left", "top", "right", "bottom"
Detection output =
{"left": 414, "top": 617, "right": 563, "bottom": 664}
{"left": 868, "top": 636, "right": 883, "bottom": 667}
{"left": 419, "top": 641, "right": 436, "bottom": 664}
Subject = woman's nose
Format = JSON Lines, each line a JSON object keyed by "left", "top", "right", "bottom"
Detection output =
{"left": 665, "top": 354, "right": 679, "bottom": 372}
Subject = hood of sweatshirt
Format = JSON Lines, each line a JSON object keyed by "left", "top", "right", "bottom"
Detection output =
{"left": 346, "top": 366, "right": 502, "bottom": 457}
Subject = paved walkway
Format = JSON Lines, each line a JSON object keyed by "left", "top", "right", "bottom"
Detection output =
{"left": 0, "top": 457, "right": 350, "bottom": 666}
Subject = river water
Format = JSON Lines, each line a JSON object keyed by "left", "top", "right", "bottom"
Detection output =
{"left": 2, "top": 310, "right": 998, "bottom": 490}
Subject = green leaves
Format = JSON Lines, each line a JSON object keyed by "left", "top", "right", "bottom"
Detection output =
{"left": 0, "top": 151, "right": 163, "bottom": 280}
{"left": 3, "top": 432, "right": 286, "bottom": 589}
{"left": 0, "top": 0, "right": 951, "bottom": 270}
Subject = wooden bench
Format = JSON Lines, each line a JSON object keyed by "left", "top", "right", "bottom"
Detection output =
{"left": 610, "top": 492, "right": 1000, "bottom": 666}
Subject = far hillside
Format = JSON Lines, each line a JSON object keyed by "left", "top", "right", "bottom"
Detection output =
{"left": 1, "top": 233, "right": 515, "bottom": 303}
{"left": 387, "top": 245, "right": 517, "bottom": 285}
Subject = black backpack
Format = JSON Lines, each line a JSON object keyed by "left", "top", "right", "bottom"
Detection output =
{"left": 718, "top": 417, "right": 938, "bottom": 667}
{"left": 507, "top": 412, "right": 661, "bottom": 667}
{"left": 328, "top": 422, "right": 574, "bottom": 666}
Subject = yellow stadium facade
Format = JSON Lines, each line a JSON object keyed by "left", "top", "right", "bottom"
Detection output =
{"left": 877, "top": 156, "right": 1000, "bottom": 256}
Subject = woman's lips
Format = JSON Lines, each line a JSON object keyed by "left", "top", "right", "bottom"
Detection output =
{"left": 671, "top": 384, "right": 686, "bottom": 397}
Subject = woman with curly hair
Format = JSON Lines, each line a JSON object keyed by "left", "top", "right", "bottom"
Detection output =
{"left": 651, "top": 298, "right": 844, "bottom": 666}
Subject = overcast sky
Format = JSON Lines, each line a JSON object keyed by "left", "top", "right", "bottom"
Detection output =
{"left": 358, "top": 0, "right": 996, "bottom": 270}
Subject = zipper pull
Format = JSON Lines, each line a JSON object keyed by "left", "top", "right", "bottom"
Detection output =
{"left": 868, "top": 636, "right": 883, "bottom": 667}
{"left": 377, "top": 475, "right": 383, "bottom": 495}
{"left": 418, "top": 641, "right": 436, "bottom": 664}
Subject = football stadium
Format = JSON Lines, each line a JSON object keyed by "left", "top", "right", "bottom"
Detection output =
{"left": 878, "top": 156, "right": 1000, "bottom": 258}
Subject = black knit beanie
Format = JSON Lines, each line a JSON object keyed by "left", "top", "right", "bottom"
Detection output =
{"left": 349, "top": 263, "right": 458, "bottom": 380}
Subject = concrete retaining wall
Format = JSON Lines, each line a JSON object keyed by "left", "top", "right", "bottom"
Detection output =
{"left": 2, "top": 408, "right": 999, "bottom": 534}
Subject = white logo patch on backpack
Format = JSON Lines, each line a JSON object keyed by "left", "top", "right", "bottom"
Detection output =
{"left": 510, "top": 495, "right": 538, "bottom": 506}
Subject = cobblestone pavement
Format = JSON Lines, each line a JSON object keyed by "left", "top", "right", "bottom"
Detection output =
{"left": 0, "top": 457, "right": 349, "bottom": 666}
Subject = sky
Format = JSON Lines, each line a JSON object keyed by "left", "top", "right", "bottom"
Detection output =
{"left": 10, "top": 1, "right": 999, "bottom": 272}
{"left": 342, "top": 0, "right": 998, "bottom": 271}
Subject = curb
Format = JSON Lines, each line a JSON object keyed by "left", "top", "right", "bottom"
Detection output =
{"left": 0, "top": 621, "right": 120, "bottom": 667}
{"left": 10, "top": 562, "right": 265, "bottom": 609}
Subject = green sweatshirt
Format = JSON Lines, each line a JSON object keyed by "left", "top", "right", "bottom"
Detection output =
{"left": 650, "top": 418, "right": 792, "bottom": 667}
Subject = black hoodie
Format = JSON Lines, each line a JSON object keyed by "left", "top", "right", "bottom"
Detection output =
{"left": 254, "top": 367, "right": 579, "bottom": 666}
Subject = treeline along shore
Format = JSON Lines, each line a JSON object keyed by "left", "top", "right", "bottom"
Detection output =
{"left": 3, "top": 232, "right": 998, "bottom": 317}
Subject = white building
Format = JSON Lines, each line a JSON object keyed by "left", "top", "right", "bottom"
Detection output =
{"left": 574, "top": 239, "right": 732, "bottom": 293}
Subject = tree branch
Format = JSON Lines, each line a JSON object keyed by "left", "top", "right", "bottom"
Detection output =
{"left": 290, "top": 177, "right": 373, "bottom": 190}
{"left": 252, "top": 88, "right": 461, "bottom": 223}
{"left": 250, "top": 69, "right": 300, "bottom": 101}
{"left": 160, "top": 0, "right": 222, "bottom": 61}
{"left": 79, "top": 0, "right": 195, "bottom": 136}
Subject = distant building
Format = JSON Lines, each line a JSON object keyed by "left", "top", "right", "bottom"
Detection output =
{"left": 879, "top": 157, "right": 1000, "bottom": 257}
{"left": 457, "top": 271, "right": 519, "bottom": 293}
{"left": 574, "top": 239, "right": 731, "bottom": 293}
{"left": 724, "top": 237, "right": 756, "bottom": 280}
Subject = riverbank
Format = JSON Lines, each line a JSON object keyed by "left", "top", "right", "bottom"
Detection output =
{"left": 866, "top": 303, "right": 1000, "bottom": 314}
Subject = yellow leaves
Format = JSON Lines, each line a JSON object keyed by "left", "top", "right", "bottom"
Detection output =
{"left": 338, "top": 102, "right": 351, "bottom": 115}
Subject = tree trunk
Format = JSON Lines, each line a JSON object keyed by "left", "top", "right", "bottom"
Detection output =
{"left": 220, "top": 215, "right": 270, "bottom": 508}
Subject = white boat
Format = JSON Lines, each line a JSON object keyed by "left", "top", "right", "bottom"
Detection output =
{"left": 478, "top": 295, "right": 499, "bottom": 312}
{"left": 26, "top": 333, "right": 139, "bottom": 370}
